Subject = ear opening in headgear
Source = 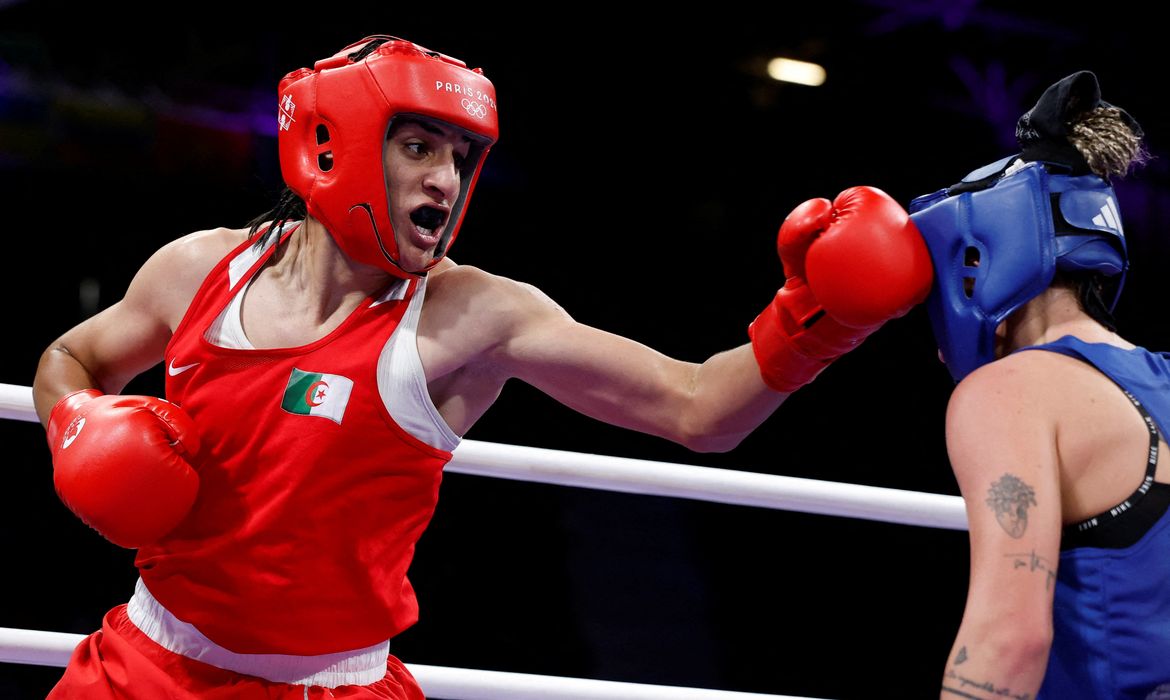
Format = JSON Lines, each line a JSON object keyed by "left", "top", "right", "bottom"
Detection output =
{"left": 315, "top": 124, "right": 334, "bottom": 172}
{"left": 962, "top": 247, "right": 980, "bottom": 299}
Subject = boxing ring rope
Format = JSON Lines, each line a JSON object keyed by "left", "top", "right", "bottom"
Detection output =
{"left": 0, "top": 383, "right": 967, "bottom": 529}
{"left": 0, "top": 627, "right": 814, "bottom": 700}
{"left": 1, "top": 380, "right": 964, "bottom": 699}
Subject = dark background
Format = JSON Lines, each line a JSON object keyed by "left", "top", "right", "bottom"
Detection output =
{"left": 1, "top": 2, "right": 1168, "bottom": 698}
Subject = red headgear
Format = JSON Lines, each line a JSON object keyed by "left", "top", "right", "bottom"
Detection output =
{"left": 277, "top": 36, "right": 499, "bottom": 277}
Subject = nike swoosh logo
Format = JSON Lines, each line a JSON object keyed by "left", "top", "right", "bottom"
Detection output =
{"left": 168, "top": 359, "right": 200, "bottom": 376}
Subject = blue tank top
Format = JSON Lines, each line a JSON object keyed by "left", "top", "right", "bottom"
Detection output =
{"left": 1020, "top": 336, "right": 1170, "bottom": 699}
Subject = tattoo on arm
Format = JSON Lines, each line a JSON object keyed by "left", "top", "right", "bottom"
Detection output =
{"left": 942, "top": 667, "right": 1033, "bottom": 700}
{"left": 986, "top": 473, "right": 1037, "bottom": 538}
{"left": 1005, "top": 549, "right": 1057, "bottom": 590}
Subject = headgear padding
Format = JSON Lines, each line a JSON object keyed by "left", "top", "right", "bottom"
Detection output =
{"left": 910, "top": 158, "right": 1126, "bottom": 383}
{"left": 277, "top": 36, "right": 499, "bottom": 277}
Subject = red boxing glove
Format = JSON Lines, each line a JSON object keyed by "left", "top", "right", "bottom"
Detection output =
{"left": 749, "top": 186, "right": 933, "bottom": 392}
{"left": 46, "top": 389, "right": 201, "bottom": 549}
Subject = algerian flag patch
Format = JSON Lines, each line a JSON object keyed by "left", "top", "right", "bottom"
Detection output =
{"left": 281, "top": 368, "right": 354, "bottom": 424}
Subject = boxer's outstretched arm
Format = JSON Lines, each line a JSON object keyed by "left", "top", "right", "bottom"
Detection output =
{"left": 939, "top": 357, "right": 1062, "bottom": 699}
{"left": 499, "top": 299, "right": 776, "bottom": 453}
{"left": 480, "top": 187, "right": 931, "bottom": 452}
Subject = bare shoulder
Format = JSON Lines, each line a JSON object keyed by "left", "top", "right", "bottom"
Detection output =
{"left": 130, "top": 225, "right": 249, "bottom": 328}
{"left": 148, "top": 226, "right": 248, "bottom": 276}
{"left": 945, "top": 352, "right": 1070, "bottom": 471}
{"left": 948, "top": 353, "right": 1066, "bottom": 427}
{"left": 426, "top": 261, "right": 570, "bottom": 328}
{"left": 417, "top": 261, "right": 573, "bottom": 379}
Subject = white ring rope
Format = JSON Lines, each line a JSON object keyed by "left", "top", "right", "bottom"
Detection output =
{"left": 0, "top": 627, "right": 825, "bottom": 700}
{"left": 0, "top": 382, "right": 967, "bottom": 530}
{"left": 448, "top": 439, "right": 966, "bottom": 529}
{"left": 0, "top": 382, "right": 34, "bottom": 423}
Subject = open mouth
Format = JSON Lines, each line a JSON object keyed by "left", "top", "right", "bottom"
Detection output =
{"left": 409, "top": 206, "right": 449, "bottom": 240}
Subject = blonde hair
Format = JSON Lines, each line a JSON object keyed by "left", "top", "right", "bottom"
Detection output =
{"left": 1068, "top": 106, "right": 1149, "bottom": 179}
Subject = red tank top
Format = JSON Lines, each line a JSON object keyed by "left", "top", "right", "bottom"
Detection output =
{"left": 135, "top": 231, "right": 451, "bottom": 655}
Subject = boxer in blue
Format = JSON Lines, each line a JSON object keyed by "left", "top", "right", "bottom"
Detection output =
{"left": 910, "top": 70, "right": 1167, "bottom": 700}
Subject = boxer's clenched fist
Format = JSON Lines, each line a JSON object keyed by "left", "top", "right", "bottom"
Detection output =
{"left": 47, "top": 389, "right": 201, "bottom": 548}
{"left": 749, "top": 186, "right": 933, "bottom": 392}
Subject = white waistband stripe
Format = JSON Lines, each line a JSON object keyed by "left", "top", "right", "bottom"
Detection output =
{"left": 126, "top": 579, "right": 389, "bottom": 687}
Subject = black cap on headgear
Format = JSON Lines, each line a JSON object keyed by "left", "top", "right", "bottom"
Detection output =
{"left": 1015, "top": 70, "right": 1143, "bottom": 174}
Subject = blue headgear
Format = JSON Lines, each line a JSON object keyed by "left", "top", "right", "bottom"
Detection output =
{"left": 908, "top": 70, "right": 1137, "bottom": 383}
{"left": 909, "top": 156, "right": 1126, "bottom": 383}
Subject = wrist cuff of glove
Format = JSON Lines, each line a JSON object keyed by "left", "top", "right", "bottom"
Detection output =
{"left": 748, "top": 302, "right": 832, "bottom": 393}
{"left": 46, "top": 389, "right": 103, "bottom": 453}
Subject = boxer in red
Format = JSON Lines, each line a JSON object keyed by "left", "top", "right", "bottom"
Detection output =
{"left": 33, "top": 35, "right": 932, "bottom": 698}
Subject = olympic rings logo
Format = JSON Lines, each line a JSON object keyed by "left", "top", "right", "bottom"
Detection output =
{"left": 461, "top": 98, "right": 488, "bottom": 119}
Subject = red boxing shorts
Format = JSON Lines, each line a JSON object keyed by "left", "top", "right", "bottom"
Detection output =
{"left": 47, "top": 605, "right": 424, "bottom": 699}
